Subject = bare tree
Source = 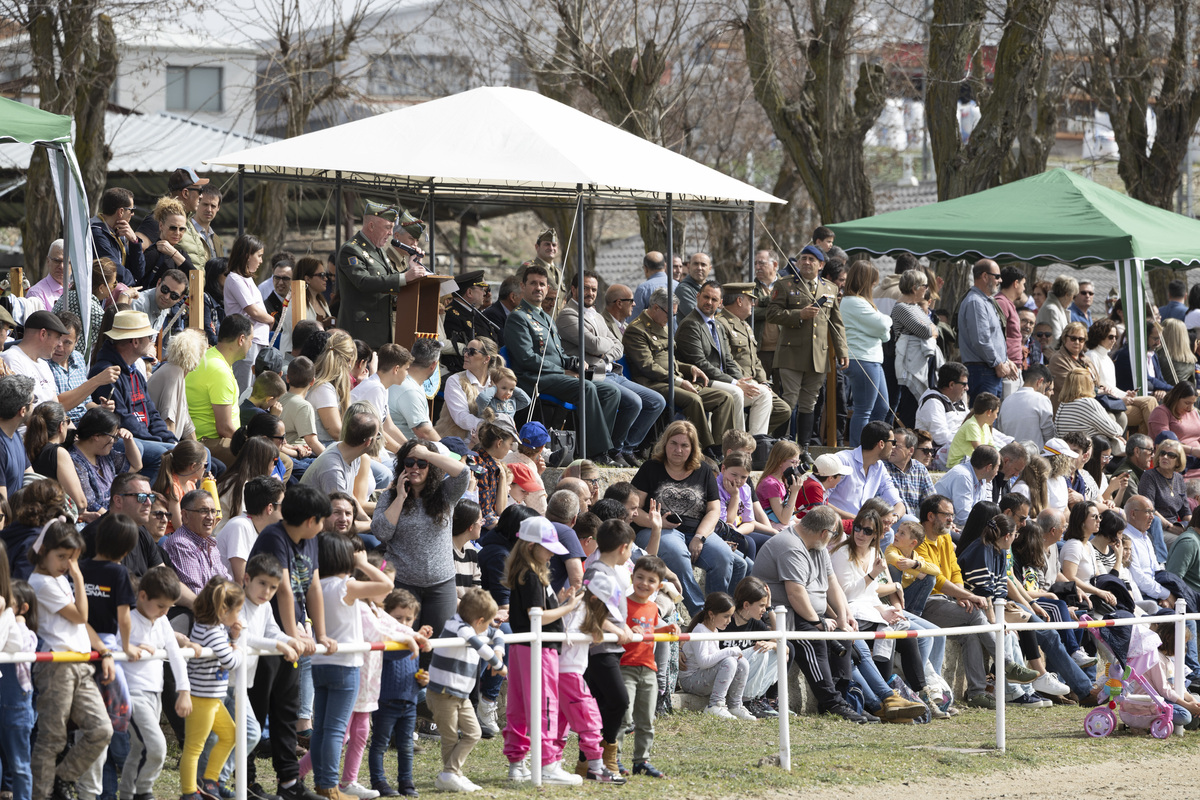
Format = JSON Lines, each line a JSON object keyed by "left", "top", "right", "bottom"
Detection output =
{"left": 5, "top": 0, "right": 118, "bottom": 277}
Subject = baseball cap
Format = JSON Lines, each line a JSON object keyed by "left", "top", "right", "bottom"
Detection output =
{"left": 1042, "top": 437, "right": 1080, "bottom": 460}
{"left": 517, "top": 517, "right": 569, "bottom": 555}
{"left": 23, "top": 310, "right": 69, "bottom": 335}
{"left": 520, "top": 421, "right": 551, "bottom": 449}
{"left": 585, "top": 571, "right": 624, "bottom": 621}
{"left": 167, "top": 167, "right": 209, "bottom": 192}
{"left": 813, "top": 453, "right": 851, "bottom": 478}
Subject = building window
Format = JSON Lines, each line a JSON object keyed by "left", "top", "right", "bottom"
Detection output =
{"left": 367, "top": 54, "right": 472, "bottom": 98}
{"left": 165, "top": 66, "right": 223, "bottom": 112}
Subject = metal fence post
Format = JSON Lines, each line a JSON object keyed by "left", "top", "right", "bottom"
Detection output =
{"left": 993, "top": 598, "right": 1006, "bottom": 752}
{"left": 773, "top": 606, "right": 790, "bottom": 772}
{"left": 1175, "top": 598, "right": 1187, "bottom": 699}
{"left": 235, "top": 645, "right": 249, "bottom": 800}
{"left": 529, "top": 608, "right": 543, "bottom": 787}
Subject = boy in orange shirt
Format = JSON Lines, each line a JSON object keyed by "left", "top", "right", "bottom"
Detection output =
{"left": 619, "top": 556, "right": 678, "bottom": 779}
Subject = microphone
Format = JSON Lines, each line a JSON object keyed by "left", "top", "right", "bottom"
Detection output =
{"left": 392, "top": 239, "right": 424, "bottom": 259}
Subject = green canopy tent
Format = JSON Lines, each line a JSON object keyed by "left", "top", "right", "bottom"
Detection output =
{"left": 0, "top": 97, "right": 93, "bottom": 345}
{"left": 826, "top": 168, "right": 1200, "bottom": 395}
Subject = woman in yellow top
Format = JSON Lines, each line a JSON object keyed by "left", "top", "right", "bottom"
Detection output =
{"left": 946, "top": 392, "right": 1000, "bottom": 468}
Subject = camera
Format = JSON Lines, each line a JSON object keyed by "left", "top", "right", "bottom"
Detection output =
{"left": 782, "top": 466, "right": 799, "bottom": 486}
{"left": 564, "top": 356, "right": 582, "bottom": 374}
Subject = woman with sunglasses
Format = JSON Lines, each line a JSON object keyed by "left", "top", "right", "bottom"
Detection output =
{"left": 67, "top": 407, "right": 142, "bottom": 515}
{"left": 148, "top": 492, "right": 171, "bottom": 541}
{"left": 295, "top": 256, "right": 335, "bottom": 328}
{"left": 435, "top": 337, "right": 502, "bottom": 440}
{"left": 373, "top": 440, "right": 469, "bottom": 651}
{"left": 1140, "top": 439, "right": 1191, "bottom": 541}
{"left": 140, "top": 196, "right": 195, "bottom": 289}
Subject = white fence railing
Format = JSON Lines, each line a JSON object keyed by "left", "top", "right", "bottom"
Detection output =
{"left": 1, "top": 598, "right": 1192, "bottom": 788}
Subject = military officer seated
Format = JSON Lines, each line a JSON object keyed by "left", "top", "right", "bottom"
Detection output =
{"left": 501, "top": 264, "right": 622, "bottom": 464}
{"left": 336, "top": 200, "right": 427, "bottom": 345}
{"left": 717, "top": 283, "right": 792, "bottom": 437}
{"left": 443, "top": 270, "right": 500, "bottom": 374}
{"left": 622, "top": 287, "right": 737, "bottom": 455}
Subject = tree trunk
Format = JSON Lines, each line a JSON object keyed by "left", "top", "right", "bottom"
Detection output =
{"left": 743, "top": 0, "right": 887, "bottom": 224}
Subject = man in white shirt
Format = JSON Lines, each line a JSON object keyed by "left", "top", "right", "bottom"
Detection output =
{"left": 1, "top": 310, "right": 68, "bottom": 407}
{"left": 915, "top": 362, "right": 970, "bottom": 467}
{"left": 350, "top": 343, "right": 411, "bottom": 453}
{"left": 1124, "top": 495, "right": 1174, "bottom": 606}
{"left": 216, "top": 476, "right": 284, "bottom": 583}
{"left": 997, "top": 365, "right": 1055, "bottom": 448}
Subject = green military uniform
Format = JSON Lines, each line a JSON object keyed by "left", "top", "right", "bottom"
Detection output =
{"left": 502, "top": 298, "right": 620, "bottom": 459}
{"left": 753, "top": 278, "right": 779, "bottom": 378}
{"left": 337, "top": 230, "right": 410, "bottom": 346}
{"left": 621, "top": 310, "right": 736, "bottom": 450}
{"left": 718, "top": 304, "right": 791, "bottom": 435}
{"left": 767, "top": 267, "right": 847, "bottom": 449}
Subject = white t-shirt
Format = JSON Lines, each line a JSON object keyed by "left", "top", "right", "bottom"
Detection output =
{"left": 308, "top": 382, "right": 340, "bottom": 446}
{"left": 350, "top": 374, "right": 389, "bottom": 423}
{"left": 216, "top": 515, "right": 258, "bottom": 574}
{"left": 2, "top": 345, "right": 58, "bottom": 407}
{"left": 225, "top": 274, "right": 270, "bottom": 345}
{"left": 1060, "top": 538, "right": 1096, "bottom": 583}
{"left": 313, "top": 575, "right": 363, "bottom": 668}
{"left": 29, "top": 573, "right": 90, "bottom": 653}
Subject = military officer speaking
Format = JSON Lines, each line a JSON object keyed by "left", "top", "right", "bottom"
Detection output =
{"left": 766, "top": 244, "right": 848, "bottom": 460}
{"left": 336, "top": 200, "right": 428, "bottom": 345}
{"left": 502, "top": 263, "right": 621, "bottom": 463}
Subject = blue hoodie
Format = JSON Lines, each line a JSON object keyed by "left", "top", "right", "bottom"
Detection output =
{"left": 88, "top": 340, "right": 177, "bottom": 444}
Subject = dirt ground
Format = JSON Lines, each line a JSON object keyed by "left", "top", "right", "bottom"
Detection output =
{"left": 778, "top": 751, "right": 1199, "bottom": 800}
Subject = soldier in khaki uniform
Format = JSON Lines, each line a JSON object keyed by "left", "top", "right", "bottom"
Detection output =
{"left": 522, "top": 228, "right": 563, "bottom": 302}
{"left": 718, "top": 282, "right": 792, "bottom": 436}
{"left": 753, "top": 250, "right": 781, "bottom": 380}
{"left": 622, "top": 287, "right": 736, "bottom": 451}
{"left": 767, "top": 244, "right": 848, "bottom": 458}
{"left": 336, "top": 201, "right": 428, "bottom": 345}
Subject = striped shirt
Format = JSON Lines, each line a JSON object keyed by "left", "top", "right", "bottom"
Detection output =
{"left": 1053, "top": 397, "right": 1123, "bottom": 441}
{"left": 187, "top": 621, "right": 242, "bottom": 699}
{"left": 452, "top": 544, "right": 482, "bottom": 598}
{"left": 427, "top": 614, "right": 504, "bottom": 699}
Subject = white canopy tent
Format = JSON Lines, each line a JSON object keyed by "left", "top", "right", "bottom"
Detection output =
{"left": 206, "top": 86, "right": 784, "bottom": 453}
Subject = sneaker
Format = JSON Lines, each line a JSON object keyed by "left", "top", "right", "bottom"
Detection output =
{"left": 1032, "top": 672, "right": 1070, "bottom": 696}
{"left": 279, "top": 782, "right": 325, "bottom": 800}
{"left": 827, "top": 702, "right": 867, "bottom": 723}
{"left": 54, "top": 779, "right": 78, "bottom": 800}
{"left": 703, "top": 704, "right": 736, "bottom": 719}
{"left": 340, "top": 784, "right": 379, "bottom": 800}
{"left": 728, "top": 704, "right": 757, "bottom": 721}
{"left": 433, "top": 773, "right": 474, "bottom": 793}
{"left": 1007, "top": 694, "right": 1046, "bottom": 708}
{"left": 507, "top": 760, "right": 531, "bottom": 783}
{"left": 461, "top": 779, "right": 482, "bottom": 793}
{"left": 1071, "top": 649, "right": 1099, "bottom": 668}
{"left": 1029, "top": 693, "right": 1056, "bottom": 708}
{"left": 370, "top": 784, "right": 398, "bottom": 798}
{"left": 632, "top": 762, "right": 667, "bottom": 779}
{"left": 416, "top": 719, "right": 439, "bottom": 740}
{"left": 541, "top": 763, "right": 583, "bottom": 786}
{"left": 747, "top": 698, "right": 778, "bottom": 718}
{"left": 202, "top": 781, "right": 236, "bottom": 800}
{"left": 476, "top": 698, "right": 499, "bottom": 739}
{"left": 585, "top": 766, "right": 626, "bottom": 784}
{"left": 1004, "top": 662, "right": 1040, "bottom": 684}
{"left": 965, "top": 693, "right": 996, "bottom": 709}
{"left": 249, "top": 784, "right": 282, "bottom": 800}
{"left": 920, "top": 688, "right": 950, "bottom": 720}
{"left": 181, "top": 794, "right": 205, "bottom": 800}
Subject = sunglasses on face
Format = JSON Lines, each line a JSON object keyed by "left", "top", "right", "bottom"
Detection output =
{"left": 159, "top": 285, "right": 186, "bottom": 302}
{"left": 151, "top": 510, "right": 170, "bottom": 520}
{"left": 119, "top": 492, "right": 155, "bottom": 504}
{"left": 1066, "top": 336, "right": 1085, "bottom": 343}
{"left": 403, "top": 457, "right": 429, "bottom": 469}
{"left": 165, "top": 225, "right": 188, "bottom": 233}
{"left": 1035, "top": 332, "right": 1053, "bottom": 338}
{"left": 463, "top": 347, "right": 484, "bottom": 356}
{"left": 917, "top": 447, "right": 935, "bottom": 454}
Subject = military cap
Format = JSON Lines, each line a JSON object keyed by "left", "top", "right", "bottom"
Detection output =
{"left": 797, "top": 244, "right": 826, "bottom": 263}
{"left": 536, "top": 228, "right": 558, "bottom": 245}
{"left": 363, "top": 200, "right": 399, "bottom": 222}
{"left": 454, "top": 270, "right": 488, "bottom": 292}
{"left": 399, "top": 208, "right": 425, "bottom": 239}
{"left": 722, "top": 282, "right": 756, "bottom": 303}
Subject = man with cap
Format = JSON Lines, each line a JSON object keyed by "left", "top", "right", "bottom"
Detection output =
{"left": 622, "top": 287, "right": 737, "bottom": 453}
{"left": 1, "top": 310, "right": 71, "bottom": 408}
{"left": 767, "top": 244, "right": 848, "bottom": 462}
{"left": 443, "top": 270, "right": 500, "bottom": 373}
{"left": 137, "top": 167, "right": 207, "bottom": 263}
{"left": 717, "top": 282, "right": 792, "bottom": 436}
{"left": 503, "top": 264, "right": 621, "bottom": 463}
{"left": 524, "top": 229, "right": 563, "bottom": 303}
{"left": 674, "top": 252, "right": 711, "bottom": 326}
{"left": 557, "top": 270, "right": 665, "bottom": 466}
{"left": 337, "top": 201, "right": 429, "bottom": 345}
{"left": 89, "top": 310, "right": 179, "bottom": 478}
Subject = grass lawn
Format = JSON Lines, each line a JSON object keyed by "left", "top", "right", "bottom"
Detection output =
{"left": 150, "top": 705, "right": 1189, "bottom": 799}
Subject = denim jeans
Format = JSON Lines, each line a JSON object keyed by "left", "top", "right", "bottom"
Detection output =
{"left": 635, "top": 527, "right": 748, "bottom": 614}
{"left": 99, "top": 730, "right": 130, "bottom": 800}
{"left": 902, "top": 611, "right": 945, "bottom": 674}
{"left": 965, "top": 363, "right": 1002, "bottom": 406}
{"left": 298, "top": 656, "right": 314, "bottom": 722}
{"left": 1149, "top": 517, "right": 1169, "bottom": 563}
{"left": 369, "top": 459, "right": 393, "bottom": 491}
{"left": 891, "top": 569, "right": 935, "bottom": 617}
{"left": 850, "top": 640, "right": 892, "bottom": 712}
{"left": 310, "top": 665, "right": 361, "bottom": 790}
{"left": 0, "top": 667, "right": 33, "bottom": 800}
{"left": 369, "top": 699, "right": 416, "bottom": 789}
{"left": 846, "top": 359, "right": 889, "bottom": 447}
{"left": 478, "top": 623, "right": 511, "bottom": 702}
{"left": 608, "top": 373, "right": 667, "bottom": 451}
{"left": 133, "top": 438, "right": 174, "bottom": 479}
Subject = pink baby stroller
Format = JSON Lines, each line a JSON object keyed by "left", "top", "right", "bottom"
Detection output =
{"left": 1080, "top": 616, "right": 1175, "bottom": 739}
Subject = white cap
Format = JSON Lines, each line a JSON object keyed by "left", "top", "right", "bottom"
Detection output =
{"left": 813, "top": 453, "right": 852, "bottom": 478}
{"left": 517, "top": 517, "right": 569, "bottom": 555}
{"left": 1042, "top": 437, "right": 1080, "bottom": 460}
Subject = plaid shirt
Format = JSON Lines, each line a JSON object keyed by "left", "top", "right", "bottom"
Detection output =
{"left": 884, "top": 459, "right": 935, "bottom": 517}
{"left": 162, "top": 524, "right": 232, "bottom": 595}
{"left": 49, "top": 350, "right": 89, "bottom": 421}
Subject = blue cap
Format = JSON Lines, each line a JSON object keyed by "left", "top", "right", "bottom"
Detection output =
{"left": 519, "top": 421, "right": 551, "bottom": 448}
{"left": 440, "top": 437, "right": 472, "bottom": 457}
{"left": 1155, "top": 430, "right": 1180, "bottom": 445}
{"left": 799, "top": 244, "right": 826, "bottom": 263}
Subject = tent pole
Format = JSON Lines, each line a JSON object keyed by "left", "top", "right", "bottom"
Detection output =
{"left": 666, "top": 194, "right": 675, "bottom": 422}
{"left": 237, "top": 167, "right": 245, "bottom": 236}
{"left": 576, "top": 189, "right": 586, "bottom": 451}
{"left": 335, "top": 172, "right": 343, "bottom": 253}
{"left": 1118, "top": 259, "right": 1148, "bottom": 396}
{"left": 748, "top": 203, "right": 756, "bottom": 334}
{"left": 428, "top": 187, "right": 437, "bottom": 270}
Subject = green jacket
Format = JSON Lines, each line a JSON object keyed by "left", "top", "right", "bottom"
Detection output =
{"left": 1166, "top": 528, "right": 1200, "bottom": 594}
{"left": 336, "top": 231, "right": 409, "bottom": 345}
{"left": 503, "top": 299, "right": 567, "bottom": 389}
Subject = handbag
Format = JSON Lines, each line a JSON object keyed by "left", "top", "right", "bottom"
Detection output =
{"left": 1096, "top": 392, "right": 1127, "bottom": 413}
{"left": 544, "top": 428, "right": 576, "bottom": 468}
{"left": 1049, "top": 579, "right": 1084, "bottom": 606}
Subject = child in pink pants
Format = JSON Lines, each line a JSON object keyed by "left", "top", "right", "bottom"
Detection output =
{"left": 553, "top": 602, "right": 623, "bottom": 783}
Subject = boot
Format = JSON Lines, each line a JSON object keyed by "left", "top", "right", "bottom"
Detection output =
{"left": 880, "top": 693, "right": 927, "bottom": 721}
{"left": 601, "top": 741, "right": 620, "bottom": 775}
{"left": 313, "top": 789, "right": 352, "bottom": 800}
{"left": 795, "top": 412, "right": 815, "bottom": 448}
{"left": 920, "top": 686, "right": 950, "bottom": 720}
{"left": 575, "top": 754, "right": 589, "bottom": 778}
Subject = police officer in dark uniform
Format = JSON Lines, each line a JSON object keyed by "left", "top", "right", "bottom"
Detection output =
{"left": 502, "top": 263, "right": 621, "bottom": 463}
{"left": 336, "top": 200, "right": 427, "bottom": 345}
{"left": 443, "top": 270, "right": 500, "bottom": 373}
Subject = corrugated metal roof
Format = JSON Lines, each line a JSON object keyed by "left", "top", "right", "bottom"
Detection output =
{"left": 0, "top": 110, "right": 275, "bottom": 174}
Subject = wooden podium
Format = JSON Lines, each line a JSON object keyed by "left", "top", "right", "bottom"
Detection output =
{"left": 395, "top": 275, "right": 455, "bottom": 348}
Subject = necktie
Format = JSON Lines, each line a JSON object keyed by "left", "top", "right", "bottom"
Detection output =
{"left": 708, "top": 319, "right": 723, "bottom": 368}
